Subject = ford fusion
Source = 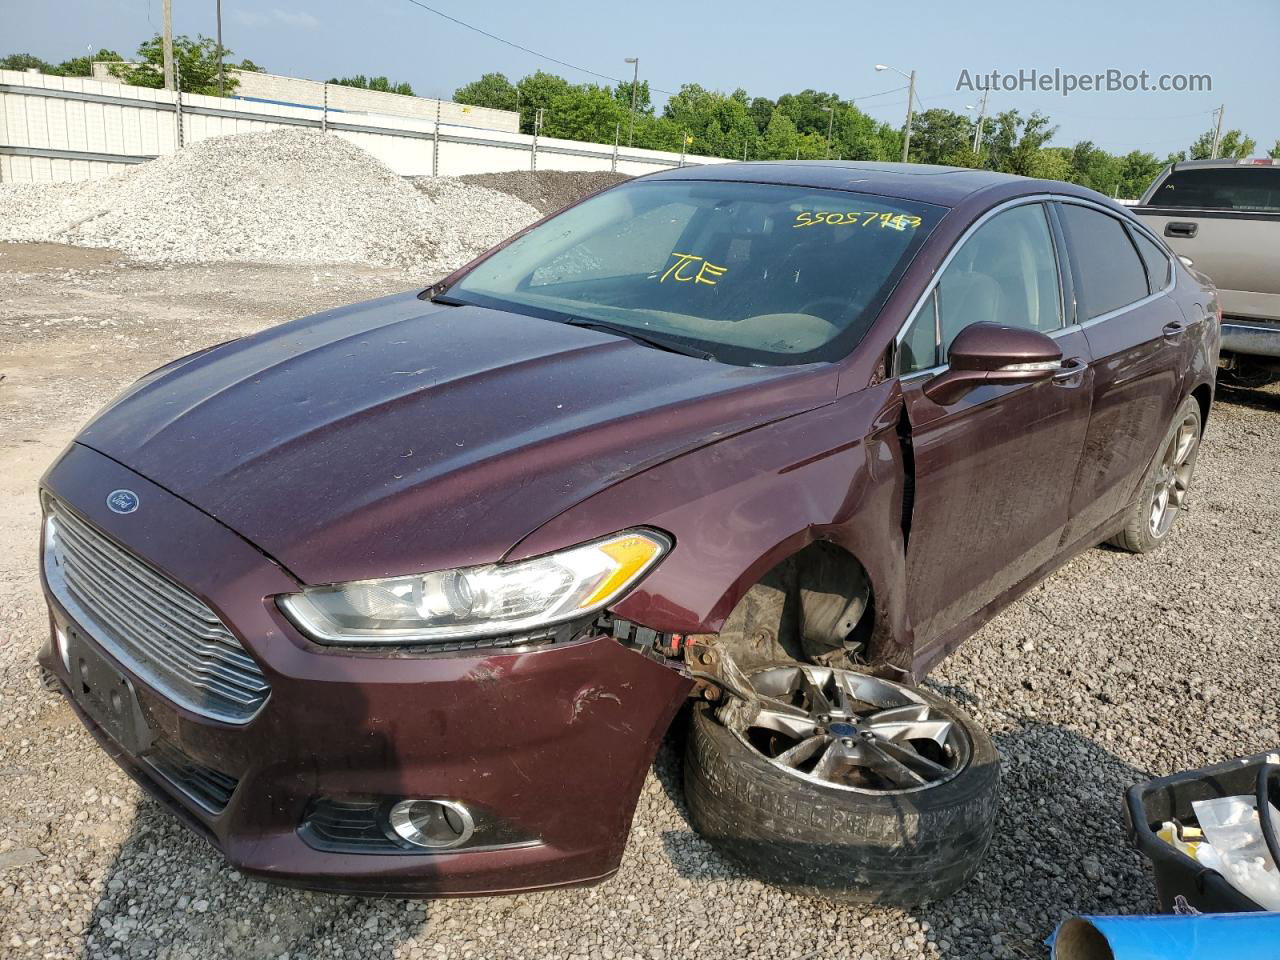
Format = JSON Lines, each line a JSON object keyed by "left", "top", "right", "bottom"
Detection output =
{"left": 38, "top": 161, "right": 1217, "bottom": 902}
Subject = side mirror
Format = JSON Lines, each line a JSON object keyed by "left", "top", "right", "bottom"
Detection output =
{"left": 922, "top": 323, "right": 1063, "bottom": 405}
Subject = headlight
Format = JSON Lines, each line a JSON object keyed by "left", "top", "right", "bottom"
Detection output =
{"left": 278, "top": 529, "right": 670, "bottom": 645}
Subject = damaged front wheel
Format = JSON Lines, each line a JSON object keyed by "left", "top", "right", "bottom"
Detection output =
{"left": 683, "top": 664, "right": 999, "bottom": 904}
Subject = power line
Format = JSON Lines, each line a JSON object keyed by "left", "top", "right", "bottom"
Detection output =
{"left": 400, "top": 0, "right": 679, "bottom": 94}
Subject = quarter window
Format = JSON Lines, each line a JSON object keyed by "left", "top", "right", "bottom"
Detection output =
{"left": 1057, "top": 204, "right": 1149, "bottom": 318}
{"left": 898, "top": 203, "right": 1063, "bottom": 374}
{"left": 1131, "top": 229, "right": 1172, "bottom": 294}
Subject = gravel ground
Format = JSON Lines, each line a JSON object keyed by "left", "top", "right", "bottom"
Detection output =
{"left": 0, "top": 131, "right": 540, "bottom": 271}
{"left": 1, "top": 243, "right": 1278, "bottom": 960}
{"left": 445, "top": 171, "right": 632, "bottom": 215}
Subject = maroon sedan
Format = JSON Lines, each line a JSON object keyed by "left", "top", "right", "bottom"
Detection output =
{"left": 38, "top": 161, "right": 1218, "bottom": 904}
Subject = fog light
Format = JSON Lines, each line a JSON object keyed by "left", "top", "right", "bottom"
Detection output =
{"left": 54, "top": 625, "right": 71, "bottom": 673}
{"left": 387, "top": 799, "right": 474, "bottom": 850}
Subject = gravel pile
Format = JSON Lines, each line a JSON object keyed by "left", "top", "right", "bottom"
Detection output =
{"left": 2, "top": 251, "right": 1279, "bottom": 959}
{"left": 445, "top": 170, "right": 632, "bottom": 215}
{"left": 0, "top": 130, "right": 540, "bottom": 270}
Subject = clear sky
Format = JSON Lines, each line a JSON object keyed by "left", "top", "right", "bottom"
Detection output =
{"left": 9, "top": 0, "right": 1279, "bottom": 157}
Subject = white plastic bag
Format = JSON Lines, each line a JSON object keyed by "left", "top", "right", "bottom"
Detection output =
{"left": 1192, "top": 794, "right": 1280, "bottom": 910}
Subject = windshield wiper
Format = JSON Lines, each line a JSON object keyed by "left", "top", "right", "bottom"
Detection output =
{"left": 430, "top": 293, "right": 469, "bottom": 306}
{"left": 556, "top": 317, "right": 716, "bottom": 361}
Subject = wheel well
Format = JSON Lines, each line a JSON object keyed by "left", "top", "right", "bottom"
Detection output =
{"left": 1191, "top": 382, "right": 1211, "bottom": 428}
{"left": 714, "top": 542, "right": 875, "bottom": 674}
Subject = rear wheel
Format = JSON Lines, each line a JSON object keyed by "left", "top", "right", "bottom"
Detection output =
{"left": 1109, "top": 396, "right": 1202, "bottom": 554}
{"left": 683, "top": 663, "right": 1000, "bottom": 904}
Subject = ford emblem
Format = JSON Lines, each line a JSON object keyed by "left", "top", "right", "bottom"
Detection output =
{"left": 106, "top": 489, "right": 140, "bottom": 514}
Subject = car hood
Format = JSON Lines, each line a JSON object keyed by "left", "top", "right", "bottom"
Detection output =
{"left": 77, "top": 292, "right": 837, "bottom": 585}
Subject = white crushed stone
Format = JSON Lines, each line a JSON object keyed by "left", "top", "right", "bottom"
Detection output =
{"left": 0, "top": 128, "right": 540, "bottom": 270}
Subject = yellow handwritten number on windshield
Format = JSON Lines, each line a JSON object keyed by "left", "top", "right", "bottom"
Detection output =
{"left": 794, "top": 211, "right": 921, "bottom": 230}
{"left": 659, "top": 252, "right": 729, "bottom": 286}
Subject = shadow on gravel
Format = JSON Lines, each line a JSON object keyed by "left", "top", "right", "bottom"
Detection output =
{"left": 656, "top": 698, "right": 1160, "bottom": 958}
{"left": 1215, "top": 383, "right": 1280, "bottom": 414}
{"left": 69, "top": 672, "right": 434, "bottom": 960}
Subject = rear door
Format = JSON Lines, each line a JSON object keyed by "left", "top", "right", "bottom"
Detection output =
{"left": 895, "top": 200, "right": 1094, "bottom": 653}
{"left": 1054, "top": 200, "right": 1189, "bottom": 545}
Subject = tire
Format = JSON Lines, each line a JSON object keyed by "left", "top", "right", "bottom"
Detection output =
{"left": 1108, "top": 396, "right": 1202, "bottom": 554}
{"left": 683, "top": 667, "right": 1000, "bottom": 904}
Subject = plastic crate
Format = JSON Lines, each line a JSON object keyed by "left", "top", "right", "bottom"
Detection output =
{"left": 1124, "top": 750, "right": 1279, "bottom": 913}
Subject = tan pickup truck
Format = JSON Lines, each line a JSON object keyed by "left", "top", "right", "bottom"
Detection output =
{"left": 1134, "top": 158, "right": 1280, "bottom": 387}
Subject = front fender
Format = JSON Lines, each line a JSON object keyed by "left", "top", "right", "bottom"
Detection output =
{"left": 507, "top": 380, "right": 916, "bottom": 671}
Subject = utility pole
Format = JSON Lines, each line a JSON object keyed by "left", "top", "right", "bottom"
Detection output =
{"left": 1210, "top": 104, "right": 1225, "bottom": 159}
{"left": 162, "top": 0, "right": 175, "bottom": 91}
{"left": 821, "top": 105, "right": 834, "bottom": 159}
{"left": 902, "top": 69, "right": 917, "bottom": 163}
{"left": 624, "top": 57, "right": 639, "bottom": 147}
{"left": 971, "top": 88, "right": 988, "bottom": 155}
{"left": 215, "top": 0, "right": 225, "bottom": 96}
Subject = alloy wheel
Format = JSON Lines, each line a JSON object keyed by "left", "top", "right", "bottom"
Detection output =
{"left": 717, "top": 664, "right": 972, "bottom": 795}
{"left": 1149, "top": 412, "right": 1199, "bottom": 538}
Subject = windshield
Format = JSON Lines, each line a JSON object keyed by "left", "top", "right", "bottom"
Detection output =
{"left": 448, "top": 179, "right": 944, "bottom": 366}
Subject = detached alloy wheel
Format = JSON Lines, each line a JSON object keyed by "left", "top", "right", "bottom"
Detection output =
{"left": 1109, "top": 395, "right": 1202, "bottom": 553}
{"left": 684, "top": 663, "right": 1000, "bottom": 904}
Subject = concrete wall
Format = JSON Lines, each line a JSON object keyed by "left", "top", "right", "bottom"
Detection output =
{"left": 0, "top": 70, "right": 729, "bottom": 183}
{"left": 88, "top": 63, "right": 519, "bottom": 133}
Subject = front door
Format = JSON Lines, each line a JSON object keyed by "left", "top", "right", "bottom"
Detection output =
{"left": 895, "top": 201, "right": 1094, "bottom": 653}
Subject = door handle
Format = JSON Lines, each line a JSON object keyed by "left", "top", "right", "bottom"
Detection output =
{"left": 1165, "top": 221, "right": 1198, "bottom": 239}
{"left": 1052, "top": 357, "right": 1088, "bottom": 382}
{"left": 1163, "top": 320, "right": 1187, "bottom": 339}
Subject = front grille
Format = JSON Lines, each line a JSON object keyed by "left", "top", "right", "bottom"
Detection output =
{"left": 43, "top": 498, "right": 270, "bottom": 723}
{"left": 144, "top": 738, "right": 239, "bottom": 814}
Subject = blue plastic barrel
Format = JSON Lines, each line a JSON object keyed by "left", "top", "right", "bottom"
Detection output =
{"left": 1051, "top": 913, "right": 1280, "bottom": 959}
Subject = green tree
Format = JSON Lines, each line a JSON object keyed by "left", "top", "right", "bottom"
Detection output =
{"left": 454, "top": 72, "right": 519, "bottom": 120}
{"left": 111, "top": 34, "right": 255, "bottom": 95}
{"left": 1270, "top": 140, "right": 1280, "bottom": 159}
{"left": 612, "top": 78, "right": 652, "bottom": 116}
{"left": 1188, "top": 127, "right": 1256, "bottom": 160}
{"left": 330, "top": 74, "right": 414, "bottom": 96}
{"left": 759, "top": 108, "right": 801, "bottom": 159}
{"left": 1116, "top": 150, "right": 1165, "bottom": 199}
{"left": 544, "top": 84, "right": 627, "bottom": 143}
{"left": 56, "top": 48, "right": 123, "bottom": 77}
{"left": 908, "top": 108, "right": 973, "bottom": 165}
{"left": 515, "top": 71, "right": 573, "bottom": 134}
{"left": 1066, "top": 140, "right": 1121, "bottom": 195}
{"left": 1, "top": 52, "right": 54, "bottom": 72}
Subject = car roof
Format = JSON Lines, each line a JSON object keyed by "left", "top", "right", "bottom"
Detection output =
{"left": 1168, "top": 157, "right": 1279, "bottom": 171}
{"left": 642, "top": 160, "right": 1033, "bottom": 208}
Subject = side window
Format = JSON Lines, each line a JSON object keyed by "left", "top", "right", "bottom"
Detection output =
{"left": 1131, "top": 229, "right": 1172, "bottom": 294}
{"left": 937, "top": 203, "right": 1063, "bottom": 357}
{"left": 898, "top": 204, "right": 1062, "bottom": 375}
{"left": 1057, "top": 204, "right": 1149, "bottom": 318}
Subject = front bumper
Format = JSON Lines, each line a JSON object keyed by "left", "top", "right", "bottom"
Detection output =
{"left": 1221, "top": 320, "right": 1280, "bottom": 359}
{"left": 38, "top": 443, "right": 691, "bottom": 897}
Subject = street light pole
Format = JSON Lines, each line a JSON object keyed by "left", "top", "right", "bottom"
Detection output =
{"left": 624, "top": 57, "right": 639, "bottom": 148}
{"left": 876, "top": 64, "right": 917, "bottom": 163}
